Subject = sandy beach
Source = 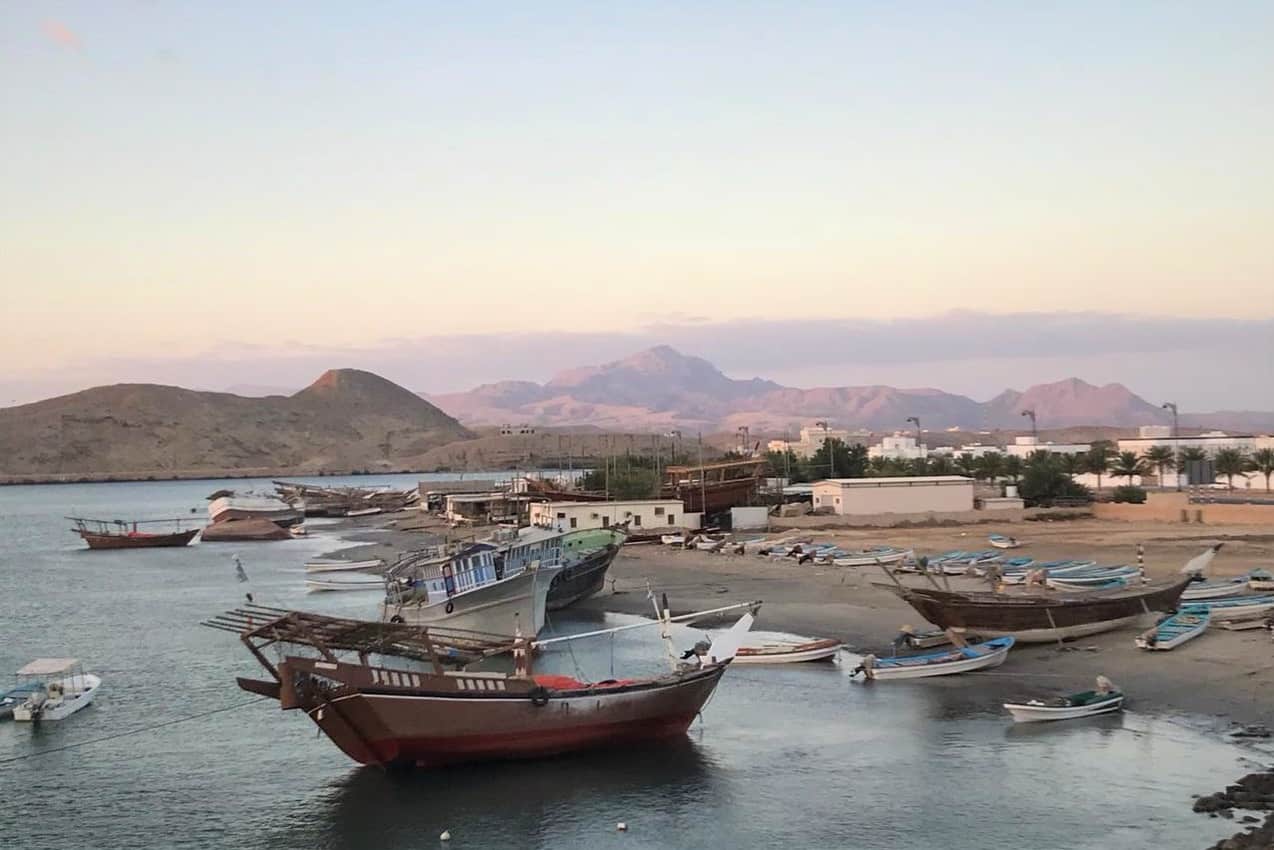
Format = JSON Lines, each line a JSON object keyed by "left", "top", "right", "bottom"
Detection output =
{"left": 331, "top": 514, "right": 1274, "bottom": 728}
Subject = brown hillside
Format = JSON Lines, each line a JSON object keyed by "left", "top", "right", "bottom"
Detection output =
{"left": 0, "top": 369, "right": 472, "bottom": 477}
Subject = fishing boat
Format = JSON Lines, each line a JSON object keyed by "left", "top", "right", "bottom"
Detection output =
{"left": 10, "top": 659, "right": 101, "bottom": 722}
{"left": 989, "top": 534, "right": 1022, "bottom": 549}
{"left": 850, "top": 636, "right": 1014, "bottom": 681}
{"left": 1046, "top": 576, "right": 1130, "bottom": 592}
{"left": 896, "top": 626, "right": 952, "bottom": 650}
{"left": 1135, "top": 608, "right": 1210, "bottom": 650}
{"left": 1004, "top": 678, "right": 1124, "bottom": 723}
{"left": 207, "top": 495, "right": 304, "bottom": 528}
{"left": 304, "top": 558, "right": 386, "bottom": 574}
{"left": 1180, "top": 595, "right": 1274, "bottom": 623}
{"left": 733, "top": 637, "right": 843, "bottom": 664}
{"left": 305, "top": 576, "right": 385, "bottom": 592}
{"left": 201, "top": 518, "right": 292, "bottom": 542}
{"left": 0, "top": 681, "right": 45, "bottom": 721}
{"left": 884, "top": 575, "right": 1193, "bottom": 643}
{"left": 382, "top": 543, "right": 562, "bottom": 635}
{"left": 661, "top": 533, "right": 686, "bottom": 547}
{"left": 203, "top": 602, "right": 758, "bottom": 768}
{"left": 68, "top": 516, "right": 199, "bottom": 550}
{"left": 1248, "top": 569, "right": 1274, "bottom": 591}
{"left": 1181, "top": 577, "right": 1251, "bottom": 601}
{"left": 832, "top": 546, "right": 913, "bottom": 568}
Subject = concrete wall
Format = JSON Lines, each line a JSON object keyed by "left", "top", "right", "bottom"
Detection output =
{"left": 1091, "top": 492, "right": 1274, "bottom": 525}
{"left": 813, "top": 479, "right": 974, "bottom": 515}
{"left": 731, "top": 506, "right": 771, "bottom": 531}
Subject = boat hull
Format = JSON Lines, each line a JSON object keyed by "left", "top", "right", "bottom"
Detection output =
{"left": 208, "top": 497, "right": 304, "bottom": 528}
{"left": 546, "top": 545, "right": 619, "bottom": 611}
{"left": 77, "top": 529, "right": 199, "bottom": 549}
{"left": 13, "top": 674, "right": 100, "bottom": 722}
{"left": 276, "top": 662, "right": 725, "bottom": 767}
{"left": 384, "top": 567, "right": 560, "bottom": 634}
{"left": 892, "top": 578, "right": 1191, "bottom": 644}
{"left": 734, "top": 639, "right": 843, "bottom": 664}
{"left": 862, "top": 639, "right": 1012, "bottom": 680}
{"left": 1005, "top": 695, "right": 1123, "bottom": 723}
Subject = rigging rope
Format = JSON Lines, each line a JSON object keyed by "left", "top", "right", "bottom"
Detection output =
{"left": 0, "top": 696, "right": 270, "bottom": 765}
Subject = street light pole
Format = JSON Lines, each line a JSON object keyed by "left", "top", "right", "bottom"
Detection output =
{"left": 1162, "top": 402, "right": 1180, "bottom": 491}
{"left": 1021, "top": 409, "right": 1037, "bottom": 441}
{"left": 905, "top": 416, "right": 921, "bottom": 456}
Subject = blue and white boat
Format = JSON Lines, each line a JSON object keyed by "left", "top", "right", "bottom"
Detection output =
{"left": 1135, "top": 608, "right": 1210, "bottom": 650}
{"left": 989, "top": 533, "right": 1023, "bottom": 549}
{"left": 1177, "top": 594, "right": 1274, "bottom": 622}
{"left": 851, "top": 636, "right": 1014, "bottom": 681}
{"left": 1181, "top": 576, "right": 1251, "bottom": 601}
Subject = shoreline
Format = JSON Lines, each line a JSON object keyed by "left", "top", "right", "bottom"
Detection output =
{"left": 327, "top": 512, "right": 1274, "bottom": 729}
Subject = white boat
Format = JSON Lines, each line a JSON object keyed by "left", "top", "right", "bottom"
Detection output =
{"left": 345, "top": 506, "right": 383, "bottom": 517}
{"left": 11, "top": 659, "right": 100, "bottom": 722}
{"left": 304, "top": 558, "right": 386, "bottom": 574}
{"left": 989, "top": 534, "right": 1022, "bottom": 549}
{"left": 1004, "top": 683, "right": 1124, "bottom": 723}
{"left": 208, "top": 495, "right": 304, "bottom": 527}
{"left": 305, "top": 576, "right": 385, "bottom": 592}
{"left": 832, "top": 547, "right": 913, "bottom": 567}
{"left": 1248, "top": 569, "right": 1274, "bottom": 591}
{"left": 734, "top": 637, "right": 843, "bottom": 664}
{"left": 1181, "top": 578, "right": 1250, "bottom": 600}
{"left": 1184, "top": 595, "right": 1274, "bottom": 622}
{"left": 1135, "top": 608, "right": 1210, "bottom": 650}
{"left": 661, "top": 534, "right": 686, "bottom": 547}
{"left": 851, "top": 636, "right": 1014, "bottom": 681}
{"left": 382, "top": 542, "right": 562, "bottom": 634}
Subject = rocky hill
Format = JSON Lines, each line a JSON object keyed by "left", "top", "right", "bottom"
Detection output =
{"left": 0, "top": 369, "right": 472, "bottom": 478}
{"left": 428, "top": 346, "right": 1222, "bottom": 431}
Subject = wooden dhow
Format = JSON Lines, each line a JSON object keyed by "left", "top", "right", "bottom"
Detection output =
{"left": 68, "top": 517, "right": 199, "bottom": 550}
{"left": 203, "top": 601, "right": 758, "bottom": 768}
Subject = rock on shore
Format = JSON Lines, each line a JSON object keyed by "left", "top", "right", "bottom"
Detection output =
{"left": 1195, "top": 772, "right": 1274, "bottom": 849}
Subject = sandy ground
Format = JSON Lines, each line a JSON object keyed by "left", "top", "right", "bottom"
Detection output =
{"left": 324, "top": 513, "right": 1274, "bottom": 728}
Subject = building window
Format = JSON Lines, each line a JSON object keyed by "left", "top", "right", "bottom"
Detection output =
{"left": 570, "top": 517, "right": 577, "bottom": 529}
{"left": 556, "top": 512, "right": 566, "bottom": 519}
{"left": 654, "top": 507, "right": 665, "bottom": 516}
{"left": 633, "top": 515, "right": 642, "bottom": 526}
{"left": 668, "top": 515, "right": 675, "bottom": 525}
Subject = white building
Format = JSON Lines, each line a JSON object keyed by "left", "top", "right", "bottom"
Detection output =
{"left": 1005, "top": 436, "right": 1090, "bottom": 458}
{"left": 954, "top": 443, "right": 1003, "bottom": 458}
{"left": 528, "top": 500, "right": 696, "bottom": 531}
{"left": 1116, "top": 431, "right": 1267, "bottom": 456}
{"left": 868, "top": 433, "right": 928, "bottom": 460}
{"left": 811, "top": 476, "right": 975, "bottom": 516}
{"left": 766, "top": 425, "right": 868, "bottom": 458}
{"left": 1139, "top": 425, "right": 1172, "bottom": 438}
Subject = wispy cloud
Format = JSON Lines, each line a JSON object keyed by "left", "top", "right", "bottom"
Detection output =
{"left": 3, "top": 312, "right": 1272, "bottom": 411}
{"left": 42, "top": 20, "right": 82, "bottom": 51}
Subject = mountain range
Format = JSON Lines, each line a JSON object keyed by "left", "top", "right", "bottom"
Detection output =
{"left": 0, "top": 369, "right": 471, "bottom": 478}
{"left": 427, "top": 345, "right": 1273, "bottom": 433}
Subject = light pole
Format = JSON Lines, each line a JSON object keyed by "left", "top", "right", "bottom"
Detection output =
{"left": 1021, "top": 409, "right": 1037, "bottom": 441}
{"left": 1162, "top": 402, "right": 1180, "bottom": 491}
{"left": 816, "top": 420, "right": 833, "bottom": 478}
{"left": 736, "top": 426, "right": 751, "bottom": 456}
{"left": 905, "top": 416, "right": 921, "bottom": 457}
{"left": 783, "top": 429, "right": 792, "bottom": 484}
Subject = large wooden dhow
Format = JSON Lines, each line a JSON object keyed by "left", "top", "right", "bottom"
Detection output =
{"left": 885, "top": 576, "right": 1194, "bottom": 643}
{"left": 68, "top": 517, "right": 199, "bottom": 549}
{"left": 203, "top": 602, "right": 757, "bottom": 769}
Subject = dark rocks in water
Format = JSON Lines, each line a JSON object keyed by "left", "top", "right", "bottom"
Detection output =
{"left": 1196, "top": 771, "right": 1274, "bottom": 849}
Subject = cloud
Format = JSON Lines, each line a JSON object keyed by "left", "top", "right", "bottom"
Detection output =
{"left": 42, "top": 20, "right": 82, "bottom": 51}
{"left": 3, "top": 312, "right": 1272, "bottom": 411}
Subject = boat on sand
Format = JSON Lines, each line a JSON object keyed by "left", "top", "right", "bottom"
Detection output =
{"left": 734, "top": 637, "right": 843, "bottom": 664}
{"left": 850, "top": 636, "right": 1014, "bottom": 681}
{"left": 1135, "top": 608, "right": 1210, "bottom": 650}
{"left": 304, "top": 558, "right": 386, "bottom": 574}
{"left": 1004, "top": 677, "right": 1124, "bottom": 723}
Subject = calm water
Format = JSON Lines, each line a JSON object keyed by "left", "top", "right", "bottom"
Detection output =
{"left": 0, "top": 477, "right": 1250, "bottom": 849}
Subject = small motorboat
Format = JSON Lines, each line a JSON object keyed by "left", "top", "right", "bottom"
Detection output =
{"left": 1248, "top": 569, "right": 1274, "bottom": 591}
{"left": 734, "top": 637, "right": 844, "bottom": 664}
{"left": 661, "top": 533, "right": 687, "bottom": 548}
{"left": 1135, "top": 608, "right": 1210, "bottom": 650}
{"left": 1181, "top": 577, "right": 1250, "bottom": 601}
{"left": 11, "top": 659, "right": 100, "bottom": 722}
{"left": 304, "top": 558, "right": 386, "bottom": 574}
{"left": 0, "top": 681, "right": 45, "bottom": 721}
{"left": 345, "top": 507, "right": 383, "bottom": 518}
{"left": 850, "top": 636, "right": 1014, "bottom": 681}
{"left": 989, "top": 534, "right": 1023, "bottom": 549}
{"left": 895, "top": 625, "right": 952, "bottom": 650}
{"left": 305, "top": 576, "right": 385, "bottom": 593}
{"left": 832, "top": 547, "right": 913, "bottom": 568}
{"left": 1181, "top": 595, "right": 1274, "bottom": 623}
{"left": 1004, "top": 677, "right": 1124, "bottom": 723}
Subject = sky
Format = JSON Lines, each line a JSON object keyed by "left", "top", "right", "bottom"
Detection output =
{"left": 3, "top": 2, "right": 1273, "bottom": 408}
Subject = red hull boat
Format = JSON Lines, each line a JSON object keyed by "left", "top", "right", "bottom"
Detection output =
{"left": 69, "top": 517, "right": 199, "bottom": 550}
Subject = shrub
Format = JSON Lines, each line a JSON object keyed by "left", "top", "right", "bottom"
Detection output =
{"left": 1111, "top": 485, "right": 1147, "bottom": 504}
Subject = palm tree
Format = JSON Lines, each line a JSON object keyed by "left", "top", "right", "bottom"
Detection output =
{"left": 928, "top": 454, "right": 954, "bottom": 475}
{"left": 1142, "top": 445, "right": 1176, "bottom": 488}
{"left": 977, "top": 451, "right": 1005, "bottom": 483}
{"left": 867, "top": 456, "right": 888, "bottom": 477}
{"left": 1213, "top": 448, "right": 1249, "bottom": 491}
{"left": 1057, "top": 452, "right": 1086, "bottom": 478}
{"left": 1252, "top": 448, "right": 1274, "bottom": 492}
{"left": 1110, "top": 451, "right": 1149, "bottom": 489}
{"left": 909, "top": 456, "right": 930, "bottom": 476}
{"left": 1085, "top": 443, "right": 1113, "bottom": 491}
{"left": 1003, "top": 455, "right": 1024, "bottom": 484}
{"left": 955, "top": 453, "right": 978, "bottom": 478}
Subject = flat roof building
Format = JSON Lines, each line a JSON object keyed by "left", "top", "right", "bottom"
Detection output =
{"left": 528, "top": 499, "right": 695, "bottom": 531}
{"left": 811, "top": 476, "right": 975, "bottom": 516}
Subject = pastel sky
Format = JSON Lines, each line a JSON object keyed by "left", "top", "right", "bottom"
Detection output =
{"left": 3, "top": 2, "right": 1272, "bottom": 407}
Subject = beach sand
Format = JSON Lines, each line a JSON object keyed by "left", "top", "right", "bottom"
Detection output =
{"left": 328, "top": 513, "right": 1274, "bottom": 727}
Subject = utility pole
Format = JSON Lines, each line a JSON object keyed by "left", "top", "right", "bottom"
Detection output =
{"left": 816, "top": 420, "right": 833, "bottom": 478}
{"left": 905, "top": 416, "right": 921, "bottom": 457}
{"left": 1162, "top": 402, "right": 1180, "bottom": 491}
{"left": 697, "top": 431, "right": 706, "bottom": 515}
{"left": 1021, "top": 409, "right": 1037, "bottom": 441}
{"left": 783, "top": 429, "right": 792, "bottom": 483}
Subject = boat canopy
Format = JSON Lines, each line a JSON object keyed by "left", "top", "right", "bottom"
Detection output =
{"left": 18, "top": 658, "right": 80, "bottom": 676}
